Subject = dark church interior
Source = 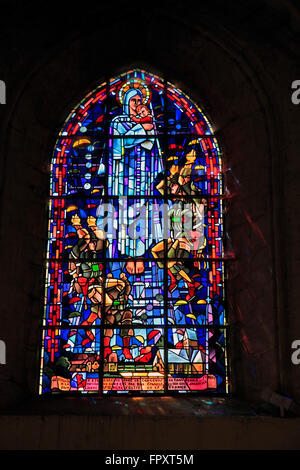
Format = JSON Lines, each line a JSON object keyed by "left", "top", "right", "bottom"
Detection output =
{"left": 1, "top": 0, "right": 300, "bottom": 451}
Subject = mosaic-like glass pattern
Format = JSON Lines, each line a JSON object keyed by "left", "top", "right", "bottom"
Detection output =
{"left": 39, "top": 69, "right": 228, "bottom": 395}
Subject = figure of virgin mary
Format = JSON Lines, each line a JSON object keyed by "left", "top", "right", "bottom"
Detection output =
{"left": 103, "top": 79, "right": 164, "bottom": 258}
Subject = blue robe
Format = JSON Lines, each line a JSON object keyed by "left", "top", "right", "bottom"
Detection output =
{"left": 104, "top": 89, "right": 164, "bottom": 257}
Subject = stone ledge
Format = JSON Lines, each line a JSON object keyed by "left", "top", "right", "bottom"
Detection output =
{"left": 0, "top": 412, "right": 300, "bottom": 450}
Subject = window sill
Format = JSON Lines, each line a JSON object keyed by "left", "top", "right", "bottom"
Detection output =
{"left": 2, "top": 395, "right": 260, "bottom": 417}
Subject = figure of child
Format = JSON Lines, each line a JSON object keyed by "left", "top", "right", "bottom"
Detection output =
{"left": 131, "top": 104, "right": 154, "bottom": 131}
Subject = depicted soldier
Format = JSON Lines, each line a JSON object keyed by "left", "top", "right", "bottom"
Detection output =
{"left": 68, "top": 215, "right": 133, "bottom": 360}
{"left": 153, "top": 146, "right": 207, "bottom": 302}
{"left": 156, "top": 147, "right": 204, "bottom": 198}
{"left": 151, "top": 236, "right": 205, "bottom": 302}
{"left": 103, "top": 272, "right": 134, "bottom": 360}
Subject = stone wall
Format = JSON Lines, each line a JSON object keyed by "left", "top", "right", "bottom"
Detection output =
{"left": 0, "top": 0, "right": 300, "bottom": 447}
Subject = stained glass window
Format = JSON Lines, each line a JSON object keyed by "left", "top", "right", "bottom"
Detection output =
{"left": 39, "top": 69, "right": 228, "bottom": 395}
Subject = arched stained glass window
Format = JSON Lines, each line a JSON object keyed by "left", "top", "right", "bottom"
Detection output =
{"left": 39, "top": 69, "right": 228, "bottom": 395}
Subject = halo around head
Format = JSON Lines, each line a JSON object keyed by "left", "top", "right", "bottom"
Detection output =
{"left": 118, "top": 78, "right": 151, "bottom": 105}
